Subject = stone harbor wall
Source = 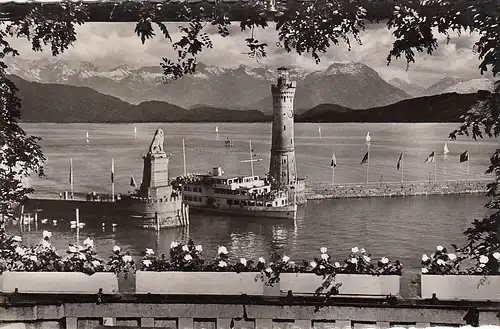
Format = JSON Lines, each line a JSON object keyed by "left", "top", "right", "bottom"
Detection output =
{"left": 305, "top": 180, "right": 490, "bottom": 200}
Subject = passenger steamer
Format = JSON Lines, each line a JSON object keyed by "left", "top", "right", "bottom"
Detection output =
{"left": 176, "top": 167, "right": 297, "bottom": 219}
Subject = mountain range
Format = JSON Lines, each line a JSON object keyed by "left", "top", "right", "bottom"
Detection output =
{"left": 5, "top": 58, "right": 494, "bottom": 114}
{"left": 9, "top": 74, "right": 489, "bottom": 124}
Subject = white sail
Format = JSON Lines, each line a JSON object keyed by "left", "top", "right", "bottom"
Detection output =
{"left": 134, "top": 126, "right": 137, "bottom": 134}
{"left": 215, "top": 126, "right": 219, "bottom": 133}
{"left": 444, "top": 142, "right": 450, "bottom": 154}
{"left": 86, "top": 131, "right": 89, "bottom": 138}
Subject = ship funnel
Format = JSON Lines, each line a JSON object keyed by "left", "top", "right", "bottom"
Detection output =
{"left": 213, "top": 167, "right": 223, "bottom": 176}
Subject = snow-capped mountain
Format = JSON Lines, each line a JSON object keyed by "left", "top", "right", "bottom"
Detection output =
{"left": 6, "top": 58, "right": 410, "bottom": 112}
{"left": 443, "top": 78, "right": 494, "bottom": 94}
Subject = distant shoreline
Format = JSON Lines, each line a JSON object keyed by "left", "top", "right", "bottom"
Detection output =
{"left": 18, "top": 120, "right": 465, "bottom": 124}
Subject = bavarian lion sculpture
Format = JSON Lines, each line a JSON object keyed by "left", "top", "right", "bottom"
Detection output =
{"left": 148, "top": 129, "right": 165, "bottom": 153}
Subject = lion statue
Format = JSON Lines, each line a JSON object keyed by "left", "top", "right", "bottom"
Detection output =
{"left": 148, "top": 129, "right": 165, "bottom": 154}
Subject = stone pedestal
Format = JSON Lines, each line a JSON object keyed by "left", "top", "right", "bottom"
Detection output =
{"left": 139, "top": 152, "right": 171, "bottom": 199}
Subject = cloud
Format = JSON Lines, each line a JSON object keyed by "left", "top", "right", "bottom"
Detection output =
{"left": 6, "top": 22, "right": 488, "bottom": 87}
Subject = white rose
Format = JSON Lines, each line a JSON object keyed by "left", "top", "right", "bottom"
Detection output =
{"left": 91, "top": 260, "right": 101, "bottom": 267}
{"left": 479, "top": 255, "right": 489, "bottom": 264}
{"left": 30, "top": 255, "right": 38, "bottom": 262}
{"left": 195, "top": 245, "right": 203, "bottom": 252}
{"left": 83, "top": 237, "right": 94, "bottom": 248}
{"left": 448, "top": 253, "right": 457, "bottom": 261}
{"left": 334, "top": 262, "right": 341, "bottom": 268}
{"left": 240, "top": 258, "right": 247, "bottom": 266}
{"left": 218, "top": 260, "right": 227, "bottom": 267}
{"left": 42, "top": 230, "right": 52, "bottom": 239}
{"left": 321, "top": 253, "right": 329, "bottom": 260}
{"left": 113, "top": 245, "right": 121, "bottom": 253}
{"left": 182, "top": 245, "right": 189, "bottom": 252}
{"left": 122, "top": 255, "right": 133, "bottom": 263}
{"left": 493, "top": 252, "right": 500, "bottom": 260}
{"left": 437, "top": 259, "right": 446, "bottom": 266}
{"left": 351, "top": 247, "right": 359, "bottom": 253}
{"left": 282, "top": 255, "right": 290, "bottom": 263}
{"left": 218, "top": 246, "right": 228, "bottom": 255}
{"left": 436, "top": 245, "right": 444, "bottom": 252}
{"left": 310, "top": 261, "right": 317, "bottom": 268}
{"left": 184, "top": 254, "right": 193, "bottom": 261}
{"left": 142, "top": 259, "right": 152, "bottom": 267}
{"left": 320, "top": 247, "right": 327, "bottom": 254}
{"left": 42, "top": 240, "right": 51, "bottom": 249}
{"left": 12, "top": 236, "right": 22, "bottom": 242}
{"left": 258, "top": 257, "right": 265, "bottom": 263}
{"left": 350, "top": 258, "right": 358, "bottom": 264}
{"left": 421, "top": 268, "right": 428, "bottom": 274}
{"left": 145, "top": 248, "right": 154, "bottom": 255}
{"left": 15, "top": 246, "right": 25, "bottom": 255}
{"left": 363, "top": 255, "right": 371, "bottom": 262}
{"left": 381, "top": 257, "right": 389, "bottom": 264}
{"left": 170, "top": 241, "right": 179, "bottom": 249}
{"left": 422, "top": 254, "right": 429, "bottom": 262}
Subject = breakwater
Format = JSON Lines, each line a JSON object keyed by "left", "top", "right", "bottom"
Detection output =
{"left": 305, "top": 179, "right": 490, "bottom": 200}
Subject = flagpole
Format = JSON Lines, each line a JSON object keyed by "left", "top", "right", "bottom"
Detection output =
{"left": 434, "top": 152, "right": 437, "bottom": 183}
{"left": 366, "top": 144, "right": 370, "bottom": 184}
{"left": 70, "top": 158, "right": 74, "bottom": 199}
{"left": 249, "top": 140, "right": 254, "bottom": 177}
{"left": 111, "top": 158, "right": 115, "bottom": 202}
{"left": 401, "top": 152, "right": 404, "bottom": 184}
{"left": 332, "top": 152, "right": 335, "bottom": 185}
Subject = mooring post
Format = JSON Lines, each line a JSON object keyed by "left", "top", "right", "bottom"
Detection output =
{"left": 155, "top": 212, "right": 159, "bottom": 232}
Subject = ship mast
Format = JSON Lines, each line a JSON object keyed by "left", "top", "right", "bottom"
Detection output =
{"left": 240, "top": 140, "right": 262, "bottom": 177}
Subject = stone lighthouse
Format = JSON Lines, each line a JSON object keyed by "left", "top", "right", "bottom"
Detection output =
{"left": 269, "top": 67, "right": 306, "bottom": 204}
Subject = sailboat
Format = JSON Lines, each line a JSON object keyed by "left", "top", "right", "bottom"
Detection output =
{"left": 86, "top": 131, "right": 90, "bottom": 146}
{"left": 444, "top": 142, "right": 450, "bottom": 155}
{"left": 215, "top": 125, "right": 219, "bottom": 140}
{"left": 318, "top": 125, "right": 322, "bottom": 138}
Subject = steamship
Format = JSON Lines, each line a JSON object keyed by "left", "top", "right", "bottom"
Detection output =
{"left": 175, "top": 167, "right": 297, "bottom": 219}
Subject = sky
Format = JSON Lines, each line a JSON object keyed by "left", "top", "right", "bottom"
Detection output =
{"left": 7, "top": 22, "right": 492, "bottom": 87}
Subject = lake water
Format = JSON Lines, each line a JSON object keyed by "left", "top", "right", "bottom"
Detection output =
{"left": 7, "top": 122, "right": 498, "bottom": 297}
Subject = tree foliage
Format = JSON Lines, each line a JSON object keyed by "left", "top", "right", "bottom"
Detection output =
{"left": 0, "top": 0, "right": 498, "bottom": 291}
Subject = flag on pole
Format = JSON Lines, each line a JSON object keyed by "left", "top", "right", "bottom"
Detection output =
{"left": 330, "top": 153, "right": 337, "bottom": 167}
{"left": 360, "top": 152, "right": 369, "bottom": 165}
{"left": 397, "top": 152, "right": 403, "bottom": 170}
{"left": 130, "top": 175, "right": 137, "bottom": 187}
{"left": 69, "top": 158, "right": 73, "bottom": 184}
{"left": 460, "top": 150, "right": 469, "bottom": 163}
{"left": 111, "top": 158, "right": 115, "bottom": 183}
{"left": 424, "top": 151, "right": 435, "bottom": 163}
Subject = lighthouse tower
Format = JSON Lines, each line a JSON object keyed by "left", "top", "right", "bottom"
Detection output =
{"left": 269, "top": 67, "right": 298, "bottom": 188}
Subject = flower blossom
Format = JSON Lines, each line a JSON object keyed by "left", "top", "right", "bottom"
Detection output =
{"left": 321, "top": 253, "right": 329, "bottom": 260}
{"left": 436, "top": 259, "right": 445, "bottom": 266}
{"left": 258, "top": 257, "right": 265, "bottom": 263}
{"left": 184, "top": 254, "right": 193, "bottom": 261}
{"left": 145, "top": 248, "right": 154, "bottom": 255}
{"left": 122, "top": 255, "right": 132, "bottom": 263}
{"left": 218, "top": 246, "right": 228, "bottom": 255}
{"left": 351, "top": 247, "right": 359, "bottom": 253}
{"left": 479, "top": 255, "right": 489, "bottom": 264}
{"left": 319, "top": 265, "right": 325, "bottom": 270}
{"left": 265, "top": 267, "right": 272, "bottom": 273}
{"left": 182, "top": 245, "right": 189, "bottom": 252}
{"left": 493, "top": 252, "right": 500, "bottom": 260}
{"left": 421, "top": 268, "right": 428, "bottom": 274}
{"left": 113, "top": 245, "right": 121, "bottom": 253}
{"left": 448, "top": 253, "right": 457, "bottom": 261}
{"left": 436, "top": 245, "right": 444, "bottom": 252}
{"left": 142, "top": 259, "right": 152, "bottom": 267}
{"left": 78, "top": 253, "right": 86, "bottom": 260}
{"left": 83, "top": 237, "right": 94, "bottom": 248}
{"left": 363, "top": 255, "right": 371, "bottom": 262}
{"left": 380, "top": 257, "right": 389, "bottom": 264}
{"left": 195, "top": 245, "right": 203, "bottom": 252}
{"left": 91, "top": 260, "right": 101, "bottom": 267}
{"left": 320, "top": 247, "right": 327, "bottom": 254}
{"left": 12, "top": 236, "right": 22, "bottom": 242}
{"left": 68, "top": 245, "right": 78, "bottom": 253}
{"left": 310, "top": 261, "right": 317, "bottom": 268}
{"left": 42, "top": 240, "right": 51, "bottom": 249}
{"left": 42, "top": 230, "right": 52, "bottom": 239}
{"left": 282, "top": 255, "right": 290, "bottom": 263}
{"left": 422, "top": 254, "right": 429, "bottom": 262}
{"left": 170, "top": 241, "right": 179, "bottom": 249}
{"left": 15, "top": 246, "right": 25, "bottom": 255}
{"left": 334, "top": 262, "right": 341, "bottom": 268}
{"left": 240, "top": 258, "right": 247, "bottom": 266}
{"left": 218, "top": 260, "right": 227, "bottom": 267}
{"left": 350, "top": 258, "right": 358, "bottom": 264}
{"left": 30, "top": 255, "right": 38, "bottom": 262}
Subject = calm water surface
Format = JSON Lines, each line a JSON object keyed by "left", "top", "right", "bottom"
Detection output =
{"left": 8, "top": 123, "right": 497, "bottom": 297}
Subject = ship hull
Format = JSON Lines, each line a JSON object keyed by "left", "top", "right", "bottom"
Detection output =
{"left": 187, "top": 204, "right": 297, "bottom": 219}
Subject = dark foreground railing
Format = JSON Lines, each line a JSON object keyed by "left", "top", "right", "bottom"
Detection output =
{"left": 0, "top": 292, "right": 498, "bottom": 328}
